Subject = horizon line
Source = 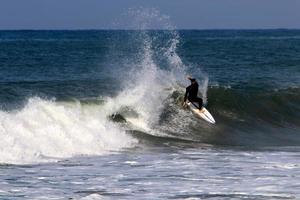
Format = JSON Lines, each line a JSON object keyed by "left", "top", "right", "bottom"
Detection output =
{"left": 0, "top": 28, "right": 300, "bottom": 31}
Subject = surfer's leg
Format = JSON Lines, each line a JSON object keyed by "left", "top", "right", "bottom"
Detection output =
{"left": 197, "top": 97, "right": 203, "bottom": 109}
{"left": 189, "top": 97, "right": 203, "bottom": 109}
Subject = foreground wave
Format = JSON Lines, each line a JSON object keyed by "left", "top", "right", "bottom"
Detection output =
{"left": 1, "top": 84, "right": 299, "bottom": 164}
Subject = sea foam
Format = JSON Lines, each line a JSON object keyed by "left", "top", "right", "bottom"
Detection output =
{"left": 0, "top": 97, "right": 137, "bottom": 164}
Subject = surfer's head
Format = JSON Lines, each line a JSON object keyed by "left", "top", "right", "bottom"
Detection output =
{"left": 187, "top": 76, "right": 196, "bottom": 83}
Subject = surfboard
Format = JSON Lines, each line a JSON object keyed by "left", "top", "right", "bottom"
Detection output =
{"left": 185, "top": 101, "right": 216, "bottom": 124}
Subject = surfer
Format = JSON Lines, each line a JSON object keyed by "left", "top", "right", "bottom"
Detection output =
{"left": 183, "top": 77, "right": 203, "bottom": 110}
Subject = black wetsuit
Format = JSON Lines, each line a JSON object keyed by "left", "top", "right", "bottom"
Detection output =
{"left": 184, "top": 81, "right": 203, "bottom": 109}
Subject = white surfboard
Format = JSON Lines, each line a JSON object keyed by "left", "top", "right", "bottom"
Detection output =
{"left": 186, "top": 101, "right": 216, "bottom": 124}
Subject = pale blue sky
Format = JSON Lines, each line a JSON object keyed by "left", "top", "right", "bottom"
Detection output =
{"left": 0, "top": 0, "right": 299, "bottom": 30}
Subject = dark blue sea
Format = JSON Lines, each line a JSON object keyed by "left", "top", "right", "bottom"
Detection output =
{"left": 0, "top": 29, "right": 300, "bottom": 199}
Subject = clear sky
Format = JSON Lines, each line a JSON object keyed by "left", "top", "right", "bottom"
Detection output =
{"left": 0, "top": 0, "right": 299, "bottom": 30}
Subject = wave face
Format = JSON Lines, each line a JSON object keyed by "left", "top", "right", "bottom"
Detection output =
{"left": 1, "top": 14, "right": 300, "bottom": 164}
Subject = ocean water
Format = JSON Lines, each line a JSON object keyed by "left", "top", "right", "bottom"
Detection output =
{"left": 0, "top": 29, "right": 300, "bottom": 199}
